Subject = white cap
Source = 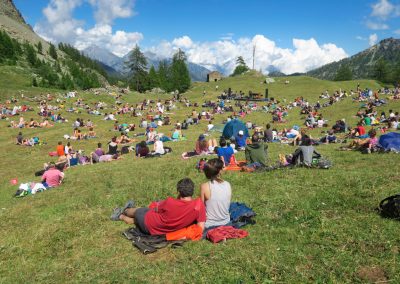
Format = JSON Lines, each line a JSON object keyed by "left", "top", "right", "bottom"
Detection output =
{"left": 238, "top": 130, "right": 244, "bottom": 135}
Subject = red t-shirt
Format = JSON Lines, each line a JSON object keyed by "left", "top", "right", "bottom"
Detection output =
{"left": 145, "top": 197, "right": 206, "bottom": 235}
{"left": 357, "top": 126, "right": 366, "bottom": 136}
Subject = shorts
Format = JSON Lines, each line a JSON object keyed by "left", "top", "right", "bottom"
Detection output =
{"left": 134, "top": 208, "right": 150, "bottom": 234}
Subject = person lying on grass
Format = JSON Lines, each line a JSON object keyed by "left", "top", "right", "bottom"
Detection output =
{"left": 340, "top": 129, "right": 378, "bottom": 152}
{"left": 200, "top": 158, "right": 232, "bottom": 232}
{"left": 111, "top": 178, "right": 206, "bottom": 235}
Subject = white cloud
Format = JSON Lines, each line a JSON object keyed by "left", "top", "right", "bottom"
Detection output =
{"left": 369, "top": 33, "right": 378, "bottom": 46}
{"left": 356, "top": 36, "right": 366, "bottom": 40}
{"left": 88, "top": 0, "right": 135, "bottom": 25}
{"left": 394, "top": 29, "right": 400, "bottom": 34}
{"left": 74, "top": 24, "right": 143, "bottom": 56}
{"left": 366, "top": 21, "right": 389, "bottom": 30}
{"left": 371, "top": 0, "right": 395, "bottom": 19}
{"left": 148, "top": 35, "right": 348, "bottom": 75}
{"left": 34, "top": 0, "right": 141, "bottom": 56}
{"left": 172, "top": 36, "right": 193, "bottom": 49}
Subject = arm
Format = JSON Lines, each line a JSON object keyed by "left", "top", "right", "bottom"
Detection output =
{"left": 200, "top": 182, "right": 211, "bottom": 202}
{"left": 197, "top": 222, "right": 205, "bottom": 231}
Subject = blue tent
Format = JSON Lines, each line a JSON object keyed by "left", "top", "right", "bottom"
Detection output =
{"left": 222, "top": 119, "right": 249, "bottom": 139}
{"left": 378, "top": 132, "right": 400, "bottom": 151}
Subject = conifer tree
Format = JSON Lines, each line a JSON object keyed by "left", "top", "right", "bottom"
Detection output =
{"left": 170, "top": 49, "right": 191, "bottom": 93}
{"left": 126, "top": 45, "right": 148, "bottom": 92}
{"left": 49, "top": 43, "right": 58, "bottom": 60}
{"left": 148, "top": 65, "right": 158, "bottom": 90}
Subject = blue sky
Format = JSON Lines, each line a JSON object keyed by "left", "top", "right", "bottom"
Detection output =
{"left": 13, "top": 0, "right": 400, "bottom": 74}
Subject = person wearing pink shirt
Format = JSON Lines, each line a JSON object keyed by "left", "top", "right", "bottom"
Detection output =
{"left": 41, "top": 163, "right": 64, "bottom": 188}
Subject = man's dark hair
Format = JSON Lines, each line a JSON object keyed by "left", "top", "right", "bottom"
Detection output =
{"left": 266, "top": 123, "right": 271, "bottom": 129}
{"left": 177, "top": 178, "right": 195, "bottom": 198}
{"left": 302, "top": 136, "right": 312, "bottom": 146}
{"left": 219, "top": 137, "right": 227, "bottom": 147}
{"left": 204, "top": 158, "right": 224, "bottom": 181}
{"left": 98, "top": 143, "right": 102, "bottom": 148}
{"left": 251, "top": 134, "right": 260, "bottom": 143}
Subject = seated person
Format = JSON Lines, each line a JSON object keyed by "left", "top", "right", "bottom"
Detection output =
{"left": 216, "top": 138, "right": 234, "bottom": 166}
{"left": 16, "top": 132, "right": 23, "bottom": 145}
{"left": 111, "top": 178, "right": 206, "bottom": 235}
{"left": 171, "top": 126, "right": 182, "bottom": 140}
{"left": 108, "top": 137, "right": 118, "bottom": 154}
{"left": 320, "top": 130, "right": 337, "bottom": 144}
{"left": 94, "top": 143, "right": 105, "bottom": 157}
{"left": 56, "top": 141, "right": 65, "bottom": 157}
{"left": 195, "top": 134, "right": 209, "bottom": 155}
{"left": 153, "top": 136, "right": 165, "bottom": 155}
{"left": 245, "top": 134, "right": 268, "bottom": 167}
{"left": 117, "top": 132, "right": 133, "bottom": 144}
{"left": 290, "top": 136, "right": 320, "bottom": 167}
{"left": 264, "top": 124, "right": 273, "bottom": 142}
{"left": 201, "top": 159, "right": 232, "bottom": 230}
{"left": 41, "top": 162, "right": 65, "bottom": 188}
{"left": 88, "top": 127, "right": 96, "bottom": 138}
{"left": 235, "top": 130, "right": 247, "bottom": 150}
{"left": 136, "top": 141, "right": 150, "bottom": 157}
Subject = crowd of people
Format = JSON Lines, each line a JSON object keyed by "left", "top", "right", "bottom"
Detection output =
{"left": 5, "top": 82, "right": 400, "bottom": 243}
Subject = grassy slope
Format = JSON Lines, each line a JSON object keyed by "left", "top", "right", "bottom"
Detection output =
{"left": 0, "top": 68, "right": 400, "bottom": 283}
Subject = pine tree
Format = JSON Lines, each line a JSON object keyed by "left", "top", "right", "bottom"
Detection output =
{"left": 157, "top": 60, "right": 171, "bottom": 92}
{"left": 49, "top": 43, "right": 58, "bottom": 60}
{"left": 374, "top": 59, "right": 391, "bottom": 83}
{"left": 170, "top": 49, "right": 191, "bottom": 93}
{"left": 126, "top": 45, "right": 148, "bottom": 92}
{"left": 24, "top": 43, "right": 37, "bottom": 67}
{"left": 37, "top": 41, "right": 43, "bottom": 54}
{"left": 148, "top": 65, "right": 158, "bottom": 90}
{"left": 334, "top": 65, "right": 353, "bottom": 81}
{"left": 231, "top": 56, "right": 249, "bottom": 76}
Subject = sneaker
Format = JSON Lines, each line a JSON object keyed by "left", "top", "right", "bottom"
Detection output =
{"left": 110, "top": 207, "right": 123, "bottom": 221}
{"left": 122, "top": 200, "right": 135, "bottom": 213}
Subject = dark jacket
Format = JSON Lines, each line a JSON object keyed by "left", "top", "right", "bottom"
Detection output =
{"left": 245, "top": 142, "right": 268, "bottom": 166}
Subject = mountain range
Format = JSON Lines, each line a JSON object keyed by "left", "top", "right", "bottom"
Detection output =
{"left": 307, "top": 38, "right": 400, "bottom": 80}
{"left": 83, "top": 45, "right": 212, "bottom": 82}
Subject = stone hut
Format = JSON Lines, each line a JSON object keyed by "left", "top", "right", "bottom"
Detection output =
{"left": 207, "top": 71, "right": 223, "bottom": 82}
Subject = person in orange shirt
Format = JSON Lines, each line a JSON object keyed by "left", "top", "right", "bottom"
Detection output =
{"left": 56, "top": 141, "right": 65, "bottom": 156}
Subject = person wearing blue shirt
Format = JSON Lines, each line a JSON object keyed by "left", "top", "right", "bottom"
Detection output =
{"left": 216, "top": 138, "right": 234, "bottom": 166}
{"left": 235, "top": 130, "right": 247, "bottom": 150}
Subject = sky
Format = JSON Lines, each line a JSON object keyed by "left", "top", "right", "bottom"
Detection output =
{"left": 13, "top": 0, "right": 400, "bottom": 74}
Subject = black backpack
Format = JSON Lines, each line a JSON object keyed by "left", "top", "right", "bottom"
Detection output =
{"left": 378, "top": 194, "right": 400, "bottom": 219}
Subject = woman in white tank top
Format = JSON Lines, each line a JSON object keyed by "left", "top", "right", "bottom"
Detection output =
{"left": 201, "top": 158, "right": 232, "bottom": 229}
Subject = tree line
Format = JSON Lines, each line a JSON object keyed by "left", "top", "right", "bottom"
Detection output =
{"left": 0, "top": 30, "right": 105, "bottom": 90}
{"left": 334, "top": 59, "right": 400, "bottom": 84}
{"left": 126, "top": 45, "right": 191, "bottom": 93}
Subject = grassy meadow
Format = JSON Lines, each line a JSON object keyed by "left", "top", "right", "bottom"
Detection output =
{"left": 0, "top": 68, "right": 400, "bottom": 283}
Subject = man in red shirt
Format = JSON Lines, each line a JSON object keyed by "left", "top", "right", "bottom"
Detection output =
{"left": 41, "top": 163, "right": 64, "bottom": 187}
{"left": 111, "top": 178, "right": 205, "bottom": 235}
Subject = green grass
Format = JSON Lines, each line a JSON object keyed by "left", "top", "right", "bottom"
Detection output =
{"left": 1, "top": 69, "right": 400, "bottom": 283}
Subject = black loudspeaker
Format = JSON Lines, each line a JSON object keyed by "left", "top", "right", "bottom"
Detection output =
{"left": 265, "top": 88, "right": 269, "bottom": 98}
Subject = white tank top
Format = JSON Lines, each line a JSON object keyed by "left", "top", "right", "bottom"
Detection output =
{"left": 205, "top": 180, "right": 232, "bottom": 228}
